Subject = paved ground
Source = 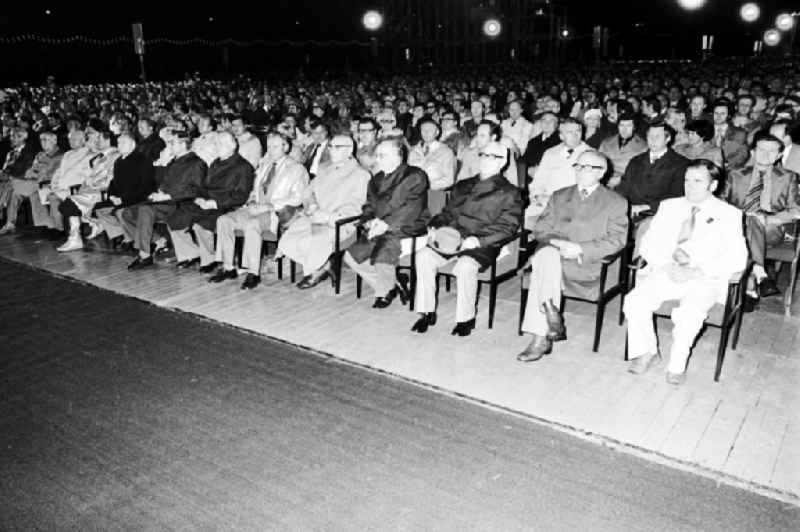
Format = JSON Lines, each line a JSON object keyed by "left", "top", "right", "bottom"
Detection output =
{"left": 1, "top": 260, "right": 799, "bottom": 530}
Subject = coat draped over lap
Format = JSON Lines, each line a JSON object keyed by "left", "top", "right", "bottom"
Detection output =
{"left": 158, "top": 151, "right": 207, "bottom": 202}
{"left": 347, "top": 163, "right": 430, "bottom": 265}
{"left": 167, "top": 152, "right": 254, "bottom": 231}
{"left": 106, "top": 151, "right": 156, "bottom": 206}
{"left": 534, "top": 185, "right": 629, "bottom": 299}
{"left": 429, "top": 173, "right": 522, "bottom": 270}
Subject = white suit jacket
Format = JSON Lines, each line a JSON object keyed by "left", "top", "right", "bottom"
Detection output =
{"left": 640, "top": 195, "right": 747, "bottom": 296}
{"left": 531, "top": 142, "right": 590, "bottom": 197}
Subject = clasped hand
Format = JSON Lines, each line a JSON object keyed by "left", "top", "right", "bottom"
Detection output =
{"left": 365, "top": 218, "right": 389, "bottom": 240}
{"left": 550, "top": 238, "right": 583, "bottom": 263}
{"left": 148, "top": 190, "right": 171, "bottom": 202}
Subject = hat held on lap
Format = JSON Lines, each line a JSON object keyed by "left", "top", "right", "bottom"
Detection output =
{"left": 428, "top": 226, "right": 462, "bottom": 256}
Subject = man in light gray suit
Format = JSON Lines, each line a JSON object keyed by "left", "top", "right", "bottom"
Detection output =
{"left": 770, "top": 120, "right": 800, "bottom": 175}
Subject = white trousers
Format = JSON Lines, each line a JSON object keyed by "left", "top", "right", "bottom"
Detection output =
{"left": 169, "top": 225, "right": 216, "bottom": 266}
{"left": 624, "top": 268, "right": 723, "bottom": 374}
{"left": 215, "top": 209, "right": 274, "bottom": 275}
{"left": 413, "top": 247, "right": 480, "bottom": 322}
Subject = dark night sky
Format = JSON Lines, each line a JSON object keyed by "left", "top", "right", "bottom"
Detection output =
{"left": 0, "top": 1, "right": 795, "bottom": 40}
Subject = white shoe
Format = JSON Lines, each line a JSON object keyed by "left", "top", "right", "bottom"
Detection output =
{"left": 57, "top": 237, "right": 84, "bottom": 252}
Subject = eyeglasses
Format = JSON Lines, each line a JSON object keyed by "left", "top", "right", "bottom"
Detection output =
{"left": 330, "top": 144, "right": 352, "bottom": 149}
{"left": 358, "top": 127, "right": 375, "bottom": 133}
{"left": 478, "top": 152, "right": 505, "bottom": 160}
{"left": 572, "top": 163, "right": 605, "bottom": 171}
{"left": 379, "top": 119, "right": 395, "bottom": 124}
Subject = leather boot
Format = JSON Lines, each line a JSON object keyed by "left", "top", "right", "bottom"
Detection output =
{"left": 516, "top": 334, "right": 553, "bottom": 362}
{"left": 542, "top": 299, "right": 566, "bottom": 342}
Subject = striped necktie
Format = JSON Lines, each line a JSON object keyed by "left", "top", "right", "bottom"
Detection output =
{"left": 742, "top": 170, "right": 765, "bottom": 213}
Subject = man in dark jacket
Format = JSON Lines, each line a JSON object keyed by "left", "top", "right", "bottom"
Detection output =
{"left": 121, "top": 130, "right": 206, "bottom": 270}
{"left": 135, "top": 118, "right": 166, "bottom": 162}
{"left": 616, "top": 121, "right": 689, "bottom": 254}
{"left": 93, "top": 132, "right": 155, "bottom": 248}
{"left": 168, "top": 131, "right": 254, "bottom": 270}
{"left": 411, "top": 141, "right": 523, "bottom": 336}
{"left": 344, "top": 137, "right": 430, "bottom": 308}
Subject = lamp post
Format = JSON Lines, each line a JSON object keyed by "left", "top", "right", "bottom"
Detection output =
{"left": 740, "top": 3, "right": 761, "bottom": 23}
{"left": 776, "top": 12, "right": 800, "bottom": 55}
{"left": 362, "top": 10, "right": 383, "bottom": 65}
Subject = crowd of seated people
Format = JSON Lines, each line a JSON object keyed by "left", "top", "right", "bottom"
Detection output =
{"left": 1, "top": 56, "right": 799, "bottom": 385}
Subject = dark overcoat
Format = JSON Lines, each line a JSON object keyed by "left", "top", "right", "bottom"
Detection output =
{"left": 616, "top": 149, "right": 688, "bottom": 212}
{"left": 348, "top": 163, "right": 430, "bottom": 265}
{"left": 167, "top": 153, "right": 254, "bottom": 231}
{"left": 430, "top": 173, "right": 522, "bottom": 269}
{"left": 107, "top": 151, "right": 156, "bottom": 206}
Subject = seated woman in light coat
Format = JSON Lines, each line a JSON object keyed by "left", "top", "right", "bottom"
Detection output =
{"left": 278, "top": 134, "right": 370, "bottom": 289}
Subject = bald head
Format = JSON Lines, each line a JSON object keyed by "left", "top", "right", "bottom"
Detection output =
{"left": 216, "top": 130, "right": 238, "bottom": 159}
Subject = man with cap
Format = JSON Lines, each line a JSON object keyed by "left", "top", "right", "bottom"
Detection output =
{"left": 517, "top": 149, "right": 628, "bottom": 360}
{"left": 411, "top": 140, "right": 522, "bottom": 336}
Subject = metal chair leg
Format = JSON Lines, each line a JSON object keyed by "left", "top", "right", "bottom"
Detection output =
{"left": 290, "top": 261, "right": 296, "bottom": 283}
{"left": 356, "top": 274, "right": 362, "bottom": 299}
{"left": 715, "top": 325, "right": 731, "bottom": 382}
{"left": 488, "top": 282, "right": 498, "bottom": 329}
{"left": 732, "top": 306, "right": 744, "bottom": 350}
{"left": 593, "top": 302, "right": 606, "bottom": 353}
{"left": 519, "top": 286, "right": 528, "bottom": 336}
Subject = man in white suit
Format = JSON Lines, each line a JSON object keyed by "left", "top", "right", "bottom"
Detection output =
{"left": 624, "top": 159, "right": 747, "bottom": 385}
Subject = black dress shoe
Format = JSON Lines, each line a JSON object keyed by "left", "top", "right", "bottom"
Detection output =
{"left": 176, "top": 257, "right": 201, "bottom": 269}
{"left": 199, "top": 261, "right": 220, "bottom": 274}
{"left": 743, "top": 294, "right": 759, "bottom": 313}
{"left": 127, "top": 256, "right": 154, "bottom": 271}
{"left": 241, "top": 273, "right": 261, "bottom": 290}
{"left": 373, "top": 288, "right": 398, "bottom": 308}
{"left": 542, "top": 300, "right": 566, "bottom": 341}
{"left": 758, "top": 277, "right": 780, "bottom": 298}
{"left": 298, "top": 270, "right": 330, "bottom": 290}
{"left": 411, "top": 312, "right": 437, "bottom": 333}
{"left": 451, "top": 318, "right": 476, "bottom": 337}
{"left": 208, "top": 269, "right": 238, "bottom": 283}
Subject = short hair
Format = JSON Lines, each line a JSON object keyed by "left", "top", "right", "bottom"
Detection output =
{"left": 138, "top": 117, "right": 156, "bottom": 130}
{"left": 559, "top": 117, "right": 584, "bottom": 133}
{"left": 266, "top": 131, "right": 292, "bottom": 154}
{"left": 478, "top": 119, "right": 503, "bottom": 141}
{"left": 309, "top": 120, "right": 330, "bottom": 137}
{"left": 198, "top": 113, "right": 217, "bottom": 129}
{"left": 686, "top": 158, "right": 723, "bottom": 193}
{"left": 217, "top": 130, "right": 238, "bottom": 150}
{"left": 686, "top": 119, "right": 715, "bottom": 142}
{"left": 644, "top": 95, "right": 662, "bottom": 114}
{"left": 711, "top": 98, "right": 733, "bottom": 115}
{"left": 417, "top": 117, "right": 441, "bottom": 137}
{"left": 358, "top": 116, "right": 379, "bottom": 131}
{"left": 753, "top": 132, "right": 785, "bottom": 153}
{"left": 377, "top": 135, "right": 408, "bottom": 162}
{"left": 737, "top": 94, "right": 756, "bottom": 107}
{"left": 646, "top": 120, "right": 675, "bottom": 141}
{"left": 86, "top": 117, "right": 107, "bottom": 133}
{"left": 439, "top": 109, "right": 460, "bottom": 126}
{"left": 38, "top": 131, "right": 57, "bottom": 141}
{"left": 579, "top": 148, "right": 608, "bottom": 173}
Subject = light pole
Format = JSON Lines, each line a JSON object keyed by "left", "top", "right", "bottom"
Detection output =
{"left": 362, "top": 10, "right": 383, "bottom": 65}
{"left": 776, "top": 12, "right": 800, "bottom": 54}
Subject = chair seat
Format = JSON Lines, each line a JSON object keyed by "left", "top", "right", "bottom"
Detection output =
{"left": 654, "top": 300, "right": 726, "bottom": 326}
{"left": 766, "top": 240, "right": 798, "bottom": 262}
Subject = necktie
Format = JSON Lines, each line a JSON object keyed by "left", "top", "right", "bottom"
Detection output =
{"left": 580, "top": 188, "right": 590, "bottom": 200}
{"left": 566, "top": 148, "right": 574, "bottom": 159}
{"left": 511, "top": 120, "right": 517, "bottom": 128}
{"left": 743, "top": 170, "right": 765, "bottom": 213}
{"left": 261, "top": 162, "right": 277, "bottom": 198}
{"left": 423, "top": 145, "right": 430, "bottom": 157}
{"left": 677, "top": 205, "right": 700, "bottom": 245}
{"left": 714, "top": 127, "right": 724, "bottom": 147}
{"left": 306, "top": 144, "right": 319, "bottom": 168}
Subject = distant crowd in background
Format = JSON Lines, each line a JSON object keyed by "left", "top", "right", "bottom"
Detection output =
{"left": 1, "top": 56, "right": 798, "bottom": 384}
